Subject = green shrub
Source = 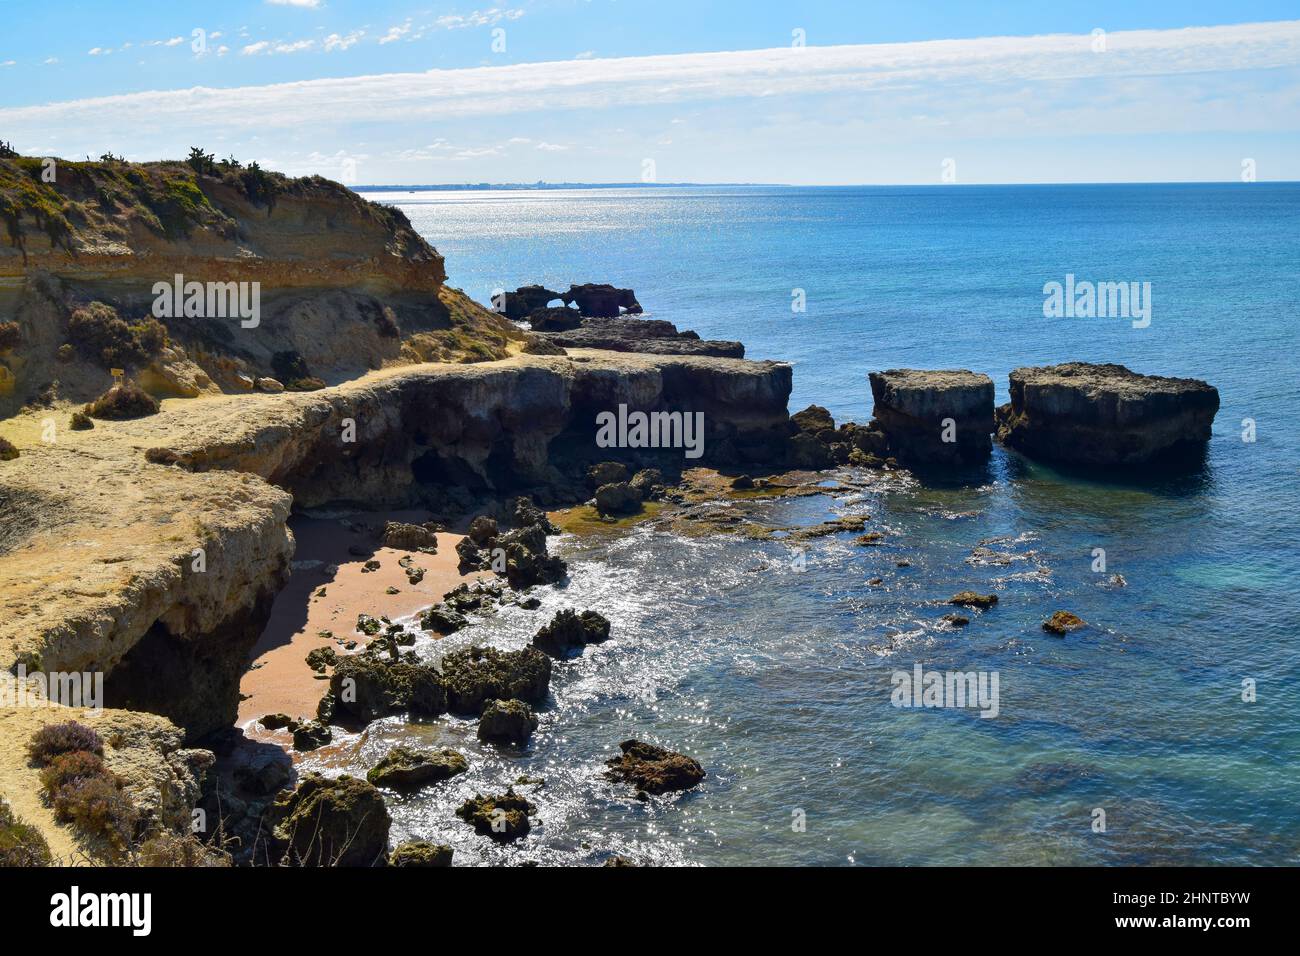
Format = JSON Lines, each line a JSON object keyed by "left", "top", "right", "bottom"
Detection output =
{"left": 67, "top": 302, "right": 167, "bottom": 369}
{"left": 39, "top": 751, "right": 107, "bottom": 797}
{"left": 0, "top": 437, "right": 16, "bottom": 462}
{"left": 0, "top": 799, "right": 52, "bottom": 867}
{"left": 26, "top": 720, "right": 103, "bottom": 764}
{"left": 87, "top": 383, "right": 160, "bottom": 420}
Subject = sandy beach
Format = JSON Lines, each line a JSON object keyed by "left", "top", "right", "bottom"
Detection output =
{"left": 237, "top": 511, "right": 484, "bottom": 731}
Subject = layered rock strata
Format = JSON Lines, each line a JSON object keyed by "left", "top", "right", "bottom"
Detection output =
{"left": 868, "top": 369, "right": 995, "bottom": 466}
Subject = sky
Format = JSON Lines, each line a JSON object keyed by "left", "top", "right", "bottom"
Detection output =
{"left": 1, "top": 0, "right": 1298, "bottom": 184}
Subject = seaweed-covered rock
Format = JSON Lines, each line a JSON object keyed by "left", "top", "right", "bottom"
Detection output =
{"left": 605, "top": 739, "right": 705, "bottom": 795}
{"left": 630, "top": 468, "right": 667, "bottom": 499}
{"left": 367, "top": 746, "right": 467, "bottom": 789}
{"left": 595, "top": 481, "right": 643, "bottom": 516}
{"left": 291, "top": 721, "right": 332, "bottom": 752}
{"left": 305, "top": 647, "right": 336, "bottom": 673}
{"left": 1043, "top": 610, "right": 1085, "bottom": 635}
{"left": 268, "top": 773, "right": 391, "bottom": 867}
{"left": 531, "top": 608, "right": 611, "bottom": 658}
{"left": 389, "top": 841, "right": 454, "bottom": 867}
{"left": 456, "top": 788, "right": 535, "bottom": 842}
{"left": 440, "top": 645, "right": 552, "bottom": 715}
{"left": 948, "top": 591, "right": 998, "bottom": 610}
{"left": 477, "top": 699, "right": 539, "bottom": 746}
{"left": 328, "top": 653, "right": 446, "bottom": 723}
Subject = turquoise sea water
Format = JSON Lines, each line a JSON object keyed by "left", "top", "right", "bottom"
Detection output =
{"left": 343, "top": 185, "right": 1300, "bottom": 865}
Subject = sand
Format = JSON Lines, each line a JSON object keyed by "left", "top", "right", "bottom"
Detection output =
{"left": 236, "top": 511, "right": 483, "bottom": 732}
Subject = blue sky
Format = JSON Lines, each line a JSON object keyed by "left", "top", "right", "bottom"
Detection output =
{"left": 2, "top": 0, "right": 1298, "bottom": 183}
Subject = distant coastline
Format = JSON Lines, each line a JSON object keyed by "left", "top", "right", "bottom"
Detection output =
{"left": 354, "top": 181, "right": 789, "bottom": 191}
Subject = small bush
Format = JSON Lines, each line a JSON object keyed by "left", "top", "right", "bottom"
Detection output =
{"left": 39, "top": 751, "right": 107, "bottom": 797}
{"left": 0, "top": 799, "right": 52, "bottom": 867}
{"left": 0, "top": 321, "right": 19, "bottom": 352}
{"left": 87, "top": 383, "right": 160, "bottom": 420}
{"left": 0, "top": 437, "right": 16, "bottom": 461}
{"left": 26, "top": 720, "right": 103, "bottom": 764}
{"left": 67, "top": 302, "right": 167, "bottom": 369}
{"left": 51, "top": 775, "right": 137, "bottom": 853}
{"left": 135, "top": 832, "right": 231, "bottom": 868}
{"left": 69, "top": 411, "right": 93, "bottom": 430}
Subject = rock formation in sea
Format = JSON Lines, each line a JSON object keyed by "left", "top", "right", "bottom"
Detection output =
{"left": 868, "top": 369, "right": 995, "bottom": 467}
{"left": 994, "top": 362, "right": 1220, "bottom": 466}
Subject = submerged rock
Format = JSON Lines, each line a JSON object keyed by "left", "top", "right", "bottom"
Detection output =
{"left": 456, "top": 788, "right": 535, "bottom": 842}
{"left": 267, "top": 773, "right": 390, "bottom": 867}
{"left": 1043, "top": 610, "right": 1086, "bottom": 635}
{"left": 477, "top": 699, "right": 539, "bottom": 746}
{"left": 605, "top": 739, "right": 705, "bottom": 795}
{"left": 532, "top": 609, "right": 611, "bottom": 658}
{"left": 440, "top": 645, "right": 552, "bottom": 714}
{"left": 419, "top": 604, "right": 468, "bottom": 635}
{"left": 389, "top": 841, "right": 454, "bottom": 867}
{"left": 941, "top": 613, "right": 971, "bottom": 628}
{"left": 291, "top": 721, "right": 332, "bottom": 752}
{"left": 869, "top": 369, "right": 995, "bottom": 466}
{"left": 367, "top": 746, "right": 467, "bottom": 789}
{"left": 995, "top": 362, "right": 1220, "bottom": 467}
{"left": 948, "top": 591, "right": 999, "bottom": 610}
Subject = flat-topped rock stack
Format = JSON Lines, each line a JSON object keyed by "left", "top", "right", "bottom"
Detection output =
{"left": 538, "top": 317, "right": 744, "bottom": 358}
{"left": 868, "top": 369, "right": 995, "bottom": 467}
{"left": 995, "top": 363, "right": 1220, "bottom": 466}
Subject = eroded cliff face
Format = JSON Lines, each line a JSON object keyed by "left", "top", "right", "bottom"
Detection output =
{"left": 0, "top": 155, "right": 528, "bottom": 415}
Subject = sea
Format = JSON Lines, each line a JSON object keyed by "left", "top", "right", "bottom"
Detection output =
{"left": 328, "top": 184, "right": 1300, "bottom": 865}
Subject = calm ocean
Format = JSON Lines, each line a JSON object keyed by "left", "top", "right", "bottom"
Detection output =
{"left": 343, "top": 184, "right": 1300, "bottom": 865}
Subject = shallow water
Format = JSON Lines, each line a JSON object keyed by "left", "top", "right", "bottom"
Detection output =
{"left": 334, "top": 185, "right": 1300, "bottom": 865}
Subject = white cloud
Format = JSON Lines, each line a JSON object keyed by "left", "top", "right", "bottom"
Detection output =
{"left": 7, "top": 21, "right": 1300, "bottom": 149}
{"left": 2, "top": 61, "right": 16, "bottom": 68}
{"left": 535, "top": 142, "right": 569, "bottom": 151}
{"left": 267, "top": 0, "right": 322, "bottom": 7}
{"left": 436, "top": 8, "right": 526, "bottom": 30}
{"left": 379, "top": 22, "right": 412, "bottom": 44}
{"left": 324, "top": 31, "right": 365, "bottom": 52}
{"left": 243, "top": 39, "right": 316, "bottom": 56}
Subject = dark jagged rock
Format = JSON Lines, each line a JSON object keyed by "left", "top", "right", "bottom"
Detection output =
{"left": 594, "top": 481, "right": 643, "bottom": 516}
{"left": 259, "top": 713, "right": 294, "bottom": 731}
{"left": 512, "top": 495, "right": 557, "bottom": 534}
{"left": 501, "top": 285, "right": 563, "bottom": 321}
{"left": 456, "top": 511, "right": 566, "bottom": 587}
{"left": 588, "top": 461, "right": 631, "bottom": 487}
{"left": 1043, "top": 610, "right": 1085, "bottom": 635}
{"left": 532, "top": 608, "right": 611, "bottom": 658}
{"left": 605, "top": 739, "right": 705, "bottom": 795}
{"left": 267, "top": 773, "right": 390, "bottom": 867}
{"left": 327, "top": 652, "right": 446, "bottom": 723}
{"left": 526, "top": 306, "right": 583, "bottom": 332}
{"left": 869, "top": 369, "right": 995, "bottom": 466}
{"left": 477, "top": 699, "right": 539, "bottom": 746}
{"left": 456, "top": 787, "right": 535, "bottom": 842}
{"left": 539, "top": 316, "right": 743, "bottom": 358}
{"left": 419, "top": 604, "right": 468, "bottom": 634}
{"left": 389, "top": 841, "right": 453, "bottom": 867}
{"left": 941, "top": 613, "right": 970, "bottom": 627}
{"left": 995, "top": 363, "right": 1220, "bottom": 467}
{"left": 948, "top": 591, "right": 998, "bottom": 610}
{"left": 440, "top": 645, "right": 552, "bottom": 714}
{"left": 382, "top": 520, "right": 439, "bottom": 552}
{"left": 630, "top": 468, "right": 667, "bottom": 499}
{"left": 291, "top": 720, "right": 332, "bottom": 752}
{"left": 367, "top": 746, "right": 467, "bottom": 789}
{"left": 561, "top": 283, "right": 642, "bottom": 318}
{"left": 305, "top": 646, "right": 336, "bottom": 673}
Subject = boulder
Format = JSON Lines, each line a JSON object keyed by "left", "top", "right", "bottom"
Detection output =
{"left": 291, "top": 721, "right": 332, "bottom": 752}
{"left": 367, "top": 747, "right": 467, "bottom": 789}
{"left": 605, "top": 739, "right": 705, "bottom": 795}
{"left": 948, "top": 591, "right": 998, "bottom": 610}
{"left": 389, "top": 841, "right": 453, "bottom": 867}
{"left": 1043, "top": 610, "right": 1086, "bottom": 635}
{"left": 477, "top": 699, "right": 539, "bottom": 746}
{"left": 995, "top": 363, "right": 1220, "bottom": 467}
{"left": 532, "top": 608, "right": 611, "bottom": 658}
{"left": 439, "top": 645, "right": 552, "bottom": 714}
{"left": 868, "top": 369, "right": 995, "bottom": 466}
{"left": 561, "top": 283, "right": 642, "bottom": 318}
{"left": 587, "top": 461, "right": 631, "bottom": 487}
{"left": 327, "top": 653, "right": 447, "bottom": 723}
{"left": 419, "top": 605, "right": 468, "bottom": 635}
{"left": 456, "top": 788, "right": 535, "bottom": 842}
{"left": 594, "top": 481, "right": 643, "bottom": 516}
{"left": 631, "top": 468, "right": 667, "bottom": 498}
{"left": 382, "top": 521, "right": 439, "bottom": 553}
{"left": 267, "top": 773, "right": 390, "bottom": 867}
{"left": 526, "top": 306, "right": 583, "bottom": 332}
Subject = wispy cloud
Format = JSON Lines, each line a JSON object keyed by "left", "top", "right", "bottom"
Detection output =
{"left": 267, "top": 0, "right": 322, "bottom": 8}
